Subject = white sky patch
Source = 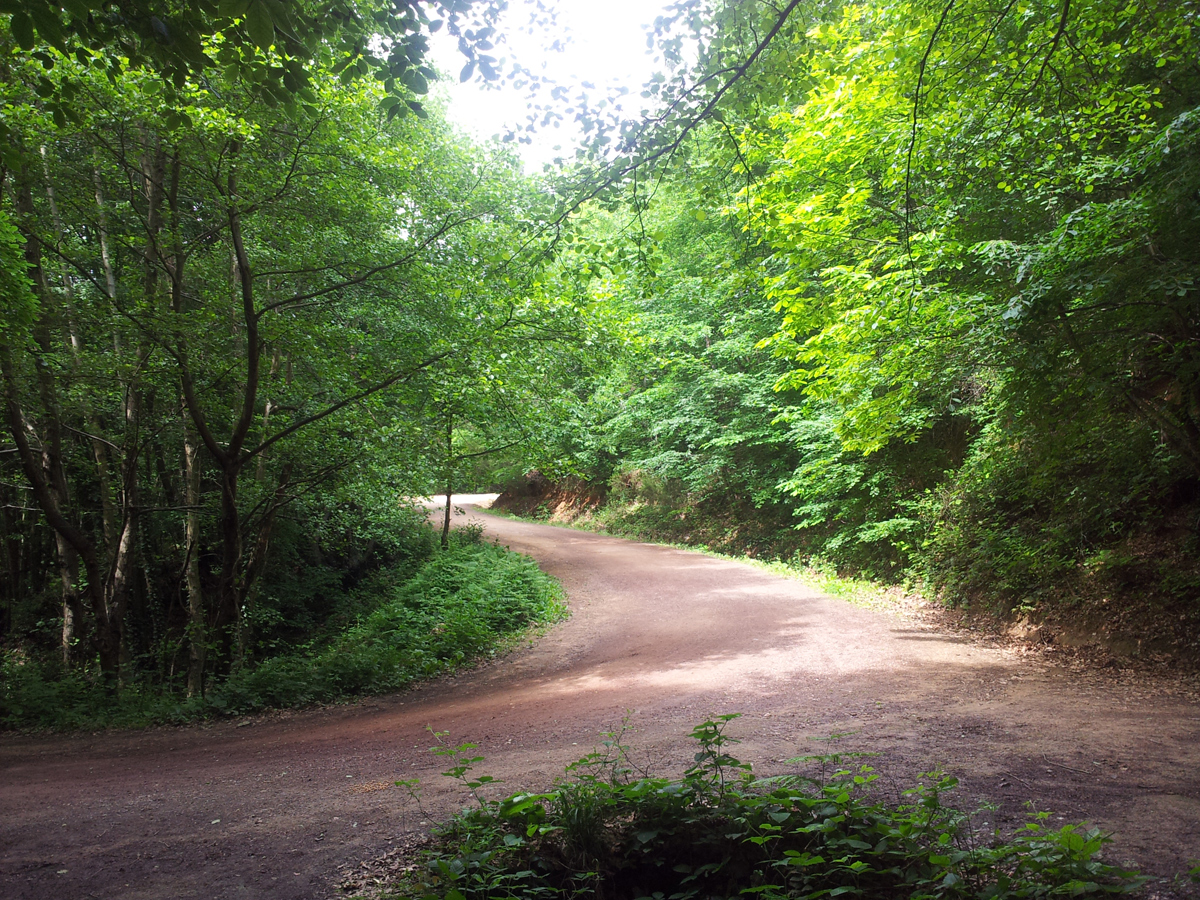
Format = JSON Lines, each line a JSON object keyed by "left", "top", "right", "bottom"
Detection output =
{"left": 429, "top": 0, "right": 673, "bottom": 170}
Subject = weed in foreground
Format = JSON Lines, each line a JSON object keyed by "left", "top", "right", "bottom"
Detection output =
{"left": 388, "top": 716, "right": 1145, "bottom": 900}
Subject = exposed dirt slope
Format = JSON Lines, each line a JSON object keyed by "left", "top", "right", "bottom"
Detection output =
{"left": 2, "top": 500, "right": 1198, "bottom": 899}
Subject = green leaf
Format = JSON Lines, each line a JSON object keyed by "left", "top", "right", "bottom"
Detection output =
{"left": 401, "top": 70, "right": 428, "bottom": 94}
{"left": 172, "top": 29, "right": 210, "bottom": 65}
{"left": 245, "top": 0, "right": 274, "bottom": 50}
{"left": 28, "top": 2, "right": 66, "bottom": 49}
{"left": 10, "top": 11, "right": 35, "bottom": 49}
{"left": 219, "top": 0, "right": 253, "bottom": 18}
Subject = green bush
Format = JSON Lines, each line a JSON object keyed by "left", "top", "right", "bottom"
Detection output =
{"left": 920, "top": 406, "right": 1196, "bottom": 614}
{"left": 395, "top": 717, "right": 1145, "bottom": 900}
{"left": 0, "top": 538, "right": 566, "bottom": 730}
{"left": 215, "top": 538, "right": 566, "bottom": 714}
{"left": 246, "top": 496, "right": 438, "bottom": 657}
{"left": 0, "top": 652, "right": 212, "bottom": 729}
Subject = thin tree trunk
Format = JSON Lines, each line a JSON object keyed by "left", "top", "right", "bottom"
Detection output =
{"left": 13, "top": 177, "right": 123, "bottom": 677}
{"left": 441, "top": 413, "right": 453, "bottom": 550}
{"left": 183, "top": 415, "right": 205, "bottom": 696}
{"left": 207, "top": 152, "right": 261, "bottom": 671}
{"left": 255, "top": 348, "right": 281, "bottom": 482}
{"left": 36, "top": 151, "right": 82, "bottom": 663}
{"left": 158, "top": 149, "right": 206, "bottom": 695}
{"left": 93, "top": 158, "right": 119, "bottom": 308}
{"left": 55, "top": 533, "right": 79, "bottom": 666}
{"left": 0, "top": 344, "right": 113, "bottom": 679}
{"left": 104, "top": 135, "right": 166, "bottom": 678}
{"left": 42, "top": 147, "right": 117, "bottom": 662}
{"left": 235, "top": 464, "right": 291, "bottom": 670}
{"left": 90, "top": 158, "right": 120, "bottom": 545}
{"left": 210, "top": 468, "right": 243, "bottom": 669}
{"left": 109, "top": 358, "right": 143, "bottom": 685}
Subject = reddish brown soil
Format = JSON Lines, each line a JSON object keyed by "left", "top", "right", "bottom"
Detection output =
{"left": 3, "top": 500, "right": 1199, "bottom": 899}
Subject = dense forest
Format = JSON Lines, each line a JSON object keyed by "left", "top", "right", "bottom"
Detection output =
{"left": 521, "top": 0, "right": 1200, "bottom": 660}
{"left": 1, "top": 0, "right": 1198, "bottom": 727}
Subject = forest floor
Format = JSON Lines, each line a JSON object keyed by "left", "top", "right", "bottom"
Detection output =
{"left": 2, "top": 497, "right": 1199, "bottom": 899}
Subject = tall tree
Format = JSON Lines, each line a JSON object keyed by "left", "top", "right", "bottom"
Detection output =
{"left": 0, "top": 14, "right": 581, "bottom": 686}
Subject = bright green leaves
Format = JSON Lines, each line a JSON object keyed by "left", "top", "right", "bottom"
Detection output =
{"left": 752, "top": 40, "right": 954, "bottom": 452}
{"left": 746, "top": 0, "right": 1200, "bottom": 469}
{"left": 719, "top": 0, "right": 1200, "bottom": 591}
{"left": 0, "top": 207, "right": 35, "bottom": 342}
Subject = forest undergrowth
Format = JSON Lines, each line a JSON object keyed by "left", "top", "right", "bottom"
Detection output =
{"left": 0, "top": 523, "right": 565, "bottom": 732}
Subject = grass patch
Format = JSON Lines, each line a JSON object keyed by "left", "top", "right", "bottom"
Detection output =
{"left": 746, "top": 556, "right": 922, "bottom": 619}
{"left": 390, "top": 716, "right": 1144, "bottom": 900}
{"left": 0, "top": 534, "right": 566, "bottom": 731}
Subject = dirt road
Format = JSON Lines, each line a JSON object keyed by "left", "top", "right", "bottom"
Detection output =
{"left": 2, "top": 500, "right": 1199, "bottom": 899}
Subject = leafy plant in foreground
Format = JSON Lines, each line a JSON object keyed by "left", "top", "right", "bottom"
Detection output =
{"left": 393, "top": 716, "right": 1145, "bottom": 900}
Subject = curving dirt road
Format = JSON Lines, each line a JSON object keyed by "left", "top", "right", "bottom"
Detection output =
{"left": 2, "top": 499, "right": 1199, "bottom": 899}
